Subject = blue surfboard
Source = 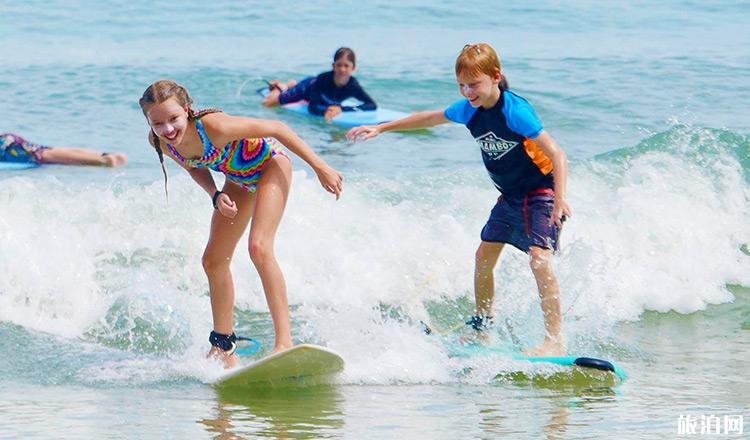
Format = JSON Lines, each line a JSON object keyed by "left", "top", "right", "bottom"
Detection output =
{"left": 422, "top": 321, "right": 626, "bottom": 381}
{"left": 257, "top": 88, "right": 409, "bottom": 128}
{"left": 447, "top": 341, "right": 627, "bottom": 381}
{"left": 0, "top": 161, "right": 39, "bottom": 170}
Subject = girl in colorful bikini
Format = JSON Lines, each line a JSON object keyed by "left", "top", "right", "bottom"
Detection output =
{"left": 348, "top": 43, "right": 572, "bottom": 357}
{"left": 139, "top": 79, "right": 343, "bottom": 368}
{"left": 1, "top": 132, "right": 126, "bottom": 167}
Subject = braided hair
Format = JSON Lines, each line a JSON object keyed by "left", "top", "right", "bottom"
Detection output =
{"left": 139, "top": 80, "right": 221, "bottom": 200}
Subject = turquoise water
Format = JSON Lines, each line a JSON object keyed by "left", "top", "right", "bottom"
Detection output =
{"left": 1, "top": 1, "right": 749, "bottom": 438}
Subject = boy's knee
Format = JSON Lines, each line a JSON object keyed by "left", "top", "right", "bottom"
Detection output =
{"left": 476, "top": 242, "right": 502, "bottom": 262}
{"left": 475, "top": 243, "right": 493, "bottom": 261}
{"left": 528, "top": 247, "right": 551, "bottom": 271}
{"left": 474, "top": 246, "right": 486, "bottom": 261}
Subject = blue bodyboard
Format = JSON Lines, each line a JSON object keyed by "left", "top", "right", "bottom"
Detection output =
{"left": 0, "top": 161, "right": 39, "bottom": 170}
{"left": 258, "top": 88, "right": 408, "bottom": 128}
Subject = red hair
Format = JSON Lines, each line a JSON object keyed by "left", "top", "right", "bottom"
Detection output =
{"left": 455, "top": 43, "right": 508, "bottom": 90}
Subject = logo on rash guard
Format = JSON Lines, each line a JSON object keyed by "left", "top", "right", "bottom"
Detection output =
{"left": 475, "top": 131, "right": 518, "bottom": 159}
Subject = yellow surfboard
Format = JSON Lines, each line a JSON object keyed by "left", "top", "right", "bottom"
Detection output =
{"left": 215, "top": 344, "right": 344, "bottom": 388}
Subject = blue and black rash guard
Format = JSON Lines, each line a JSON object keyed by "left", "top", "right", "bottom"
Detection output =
{"left": 444, "top": 90, "right": 554, "bottom": 196}
{"left": 307, "top": 71, "right": 377, "bottom": 115}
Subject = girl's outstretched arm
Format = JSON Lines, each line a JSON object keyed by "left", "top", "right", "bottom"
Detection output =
{"left": 346, "top": 110, "right": 448, "bottom": 141}
{"left": 204, "top": 114, "right": 343, "bottom": 199}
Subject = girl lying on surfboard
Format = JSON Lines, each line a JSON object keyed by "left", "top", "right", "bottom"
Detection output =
{"left": 139, "top": 80, "right": 343, "bottom": 368}
{"left": 1, "top": 132, "right": 126, "bottom": 167}
{"left": 262, "top": 47, "right": 377, "bottom": 122}
{"left": 348, "top": 43, "right": 572, "bottom": 357}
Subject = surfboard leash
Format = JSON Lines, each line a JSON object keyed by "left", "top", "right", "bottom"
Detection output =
{"left": 234, "top": 336, "right": 261, "bottom": 356}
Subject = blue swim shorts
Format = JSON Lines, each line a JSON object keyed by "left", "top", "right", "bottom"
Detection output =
{"left": 278, "top": 76, "right": 317, "bottom": 105}
{"left": 480, "top": 188, "right": 562, "bottom": 252}
{"left": 0, "top": 132, "right": 49, "bottom": 163}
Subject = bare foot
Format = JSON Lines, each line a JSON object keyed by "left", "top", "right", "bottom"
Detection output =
{"left": 207, "top": 346, "right": 239, "bottom": 369}
{"left": 270, "top": 342, "right": 294, "bottom": 356}
{"left": 101, "top": 153, "right": 127, "bottom": 167}
{"left": 457, "top": 329, "right": 491, "bottom": 346}
{"left": 523, "top": 338, "right": 565, "bottom": 357}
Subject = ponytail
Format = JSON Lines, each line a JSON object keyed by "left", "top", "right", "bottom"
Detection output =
{"left": 499, "top": 76, "right": 509, "bottom": 91}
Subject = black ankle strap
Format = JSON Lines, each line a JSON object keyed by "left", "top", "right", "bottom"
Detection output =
{"left": 209, "top": 331, "right": 237, "bottom": 355}
{"left": 466, "top": 315, "right": 494, "bottom": 332}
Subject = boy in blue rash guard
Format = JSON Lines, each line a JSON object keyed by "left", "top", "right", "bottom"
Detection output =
{"left": 262, "top": 47, "right": 377, "bottom": 121}
{"left": 347, "top": 43, "right": 572, "bottom": 357}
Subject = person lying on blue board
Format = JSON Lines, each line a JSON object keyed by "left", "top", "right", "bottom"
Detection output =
{"left": 262, "top": 47, "right": 377, "bottom": 121}
{"left": 1, "top": 132, "right": 127, "bottom": 167}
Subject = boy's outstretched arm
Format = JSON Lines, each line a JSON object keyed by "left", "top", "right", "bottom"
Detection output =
{"left": 347, "top": 110, "right": 448, "bottom": 141}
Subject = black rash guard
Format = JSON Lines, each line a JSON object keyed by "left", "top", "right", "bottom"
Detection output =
{"left": 307, "top": 71, "right": 377, "bottom": 115}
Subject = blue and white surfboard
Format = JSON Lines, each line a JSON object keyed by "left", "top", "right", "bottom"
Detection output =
{"left": 257, "top": 88, "right": 408, "bottom": 128}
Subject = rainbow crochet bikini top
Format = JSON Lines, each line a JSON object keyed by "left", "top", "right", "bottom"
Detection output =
{"left": 165, "top": 117, "right": 283, "bottom": 192}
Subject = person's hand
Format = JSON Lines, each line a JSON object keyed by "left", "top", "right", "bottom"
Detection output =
{"left": 267, "top": 80, "right": 284, "bottom": 92}
{"left": 550, "top": 198, "right": 572, "bottom": 227}
{"left": 324, "top": 105, "right": 342, "bottom": 121}
{"left": 346, "top": 125, "right": 380, "bottom": 142}
{"left": 315, "top": 164, "right": 343, "bottom": 200}
{"left": 216, "top": 193, "right": 238, "bottom": 218}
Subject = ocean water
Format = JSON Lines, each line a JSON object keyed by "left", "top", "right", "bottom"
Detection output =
{"left": 1, "top": 1, "right": 749, "bottom": 438}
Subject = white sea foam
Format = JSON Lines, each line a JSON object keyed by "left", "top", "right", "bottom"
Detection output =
{"left": 1, "top": 131, "right": 748, "bottom": 384}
